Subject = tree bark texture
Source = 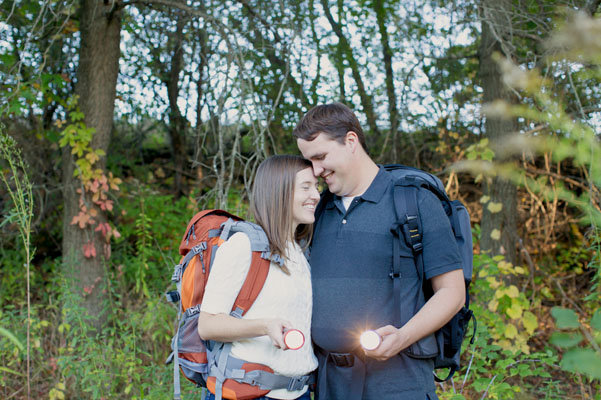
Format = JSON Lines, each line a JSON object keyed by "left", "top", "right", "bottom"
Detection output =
{"left": 166, "top": 11, "right": 188, "bottom": 197}
{"left": 478, "top": 0, "right": 518, "bottom": 266}
{"left": 62, "top": 0, "right": 121, "bottom": 330}
{"left": 373, "top": 0, "right": 399, "bottom": 162}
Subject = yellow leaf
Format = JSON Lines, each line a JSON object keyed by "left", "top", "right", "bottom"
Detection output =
{"left": 487, "top": 202, "right": 503, "bottom": 213}
{"left": 478, "top": 268, "right": 489, "bottom": 278}
{"left": 506, "top": 285, "right": 520, "bottom": 298}
{"left": 514, "top": 266, "right": 526, "bottom": 274}
{"left": 490, "top": 229, "right": 501, "bottom": 240}
{"left": 488, "top": 299, "right": 499, "bottom": 312}
{"left": 523, "top": 311, "right": 538, "bottom": 334}
{"left": 487, "top": 276, "right": 500, "bottom": 289}
{"left": 504, "top": 324, "right": 518, "bottom": 339}
{"left": 506, "top": 303, "right": 523, "bottom": 319}
{"left": 480, "top": 195, "right": 491, "bottom": 204}
{"left": 498, "top": 261, "right": 513, "bottom": 271}
{"left": 85, "top": 152, "right": 99, "bottom": 164}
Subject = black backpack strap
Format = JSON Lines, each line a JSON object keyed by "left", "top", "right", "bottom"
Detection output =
{"left": 390, "top": 178, "right": 424, "bottom": 326}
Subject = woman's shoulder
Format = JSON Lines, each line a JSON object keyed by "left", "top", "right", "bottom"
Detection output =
{"left": 214, "top": 231, "right": 252, "bottom": 264}
{"left": 225, "top": 231, "right": 251, "bottom": 248}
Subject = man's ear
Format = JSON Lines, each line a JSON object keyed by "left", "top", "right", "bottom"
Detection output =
{"left": 345, "top": 131, "right": 359, "bottom": 152}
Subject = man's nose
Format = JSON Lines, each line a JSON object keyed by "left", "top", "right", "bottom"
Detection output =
{"left": 312, "top": 163, "right": 323, "bottom": 177}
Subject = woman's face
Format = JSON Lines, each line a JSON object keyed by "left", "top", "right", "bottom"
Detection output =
{"left": 292, "top": 167, "right": 320, "bottom": 229}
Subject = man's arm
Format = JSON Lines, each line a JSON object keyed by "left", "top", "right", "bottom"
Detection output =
{"left": 363, "top": 268, "right": 465, "bottom": 361}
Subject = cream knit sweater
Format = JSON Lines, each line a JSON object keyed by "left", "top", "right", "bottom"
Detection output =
{"left": 200, "top": 232, "right": 318, "bottom": 399}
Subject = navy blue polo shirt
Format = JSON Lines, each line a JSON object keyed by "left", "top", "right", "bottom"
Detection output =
{"left": 309, "top": 166, "right": 462, "bottom": 399}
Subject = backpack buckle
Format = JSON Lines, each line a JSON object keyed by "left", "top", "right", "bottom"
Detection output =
{"left": 185, "top": 305, "right": 201, "bottom": 318}
{"left": 171, "top": 264, "right": 183, "bottom": 282}
{"left": 192, "top": 243, "right": 206, "bottom": 254}
{"left": 165, "top": 290, "right": 180, "bottom": 303}
{"left": 287, "top": 375, "right": 309, "bottom": 391}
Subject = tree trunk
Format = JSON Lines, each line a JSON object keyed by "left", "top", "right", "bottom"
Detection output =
{"left": 478, "top": 0, "right": 518, "bottom": 266}
{"left": 62, "top": 0, "right": 121, "bottom": 331}
{"left": 373, "top": 0, "right": 399, "bottom": 162}
{"left": 166, "top": 11, "right": 188, "bottom": 197}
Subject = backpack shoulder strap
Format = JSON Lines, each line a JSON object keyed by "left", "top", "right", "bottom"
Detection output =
{"left": 230, "top": 255, "right": 271, "bottom": 318}
{"left": 390, "top": 178, "right": 424, "bottom": 326}
{"left": 225, "top": 220, "right": 275, "bottom": 318}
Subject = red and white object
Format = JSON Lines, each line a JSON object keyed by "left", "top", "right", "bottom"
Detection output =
{"left": 360, "top": 330, "right": 382, "bottom": 351}
{"left": 283, "top": 329, "right": 305, "bottom": 350}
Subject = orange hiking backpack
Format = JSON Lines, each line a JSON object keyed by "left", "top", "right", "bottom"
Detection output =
{"left": 166, "top": 209, "right": 313, "bottom": 400}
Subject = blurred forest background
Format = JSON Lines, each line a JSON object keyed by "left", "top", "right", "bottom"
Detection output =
{"left": 1, "top": 0, "right": 601, "bottom": 398}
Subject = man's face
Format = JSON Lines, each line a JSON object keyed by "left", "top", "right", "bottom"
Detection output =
{"left": 297, "top": 132, "right": 353, "bottom": 196}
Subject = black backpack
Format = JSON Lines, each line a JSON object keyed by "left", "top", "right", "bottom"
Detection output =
{"left": 385, "top": 164, "right": 475, "bottom": 382}
{"left": 314, "top": 164, "right": 476, "bottom": 382}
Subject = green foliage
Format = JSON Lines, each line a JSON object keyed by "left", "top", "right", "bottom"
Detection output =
{"left": 55, "top": 270, "right": 188, "bottom": 399}
{"left": 112, "top": 182, "right": 192, "bottom": 297}
{"left": 438, "top": 253, "right": 559, "bottom": 400}
{"left": 550, "top": 307, "right": 601, "bottom": 380}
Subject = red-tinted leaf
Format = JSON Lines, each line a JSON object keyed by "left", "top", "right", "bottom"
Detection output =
{"left": 83, "top": 242, "right": 96, "bottom": 258}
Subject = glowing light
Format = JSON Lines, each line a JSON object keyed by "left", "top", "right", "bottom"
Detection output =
{"left": 284, "top": 329, "right": 305, "bottom": 350}
{"left": 360, "top": 330, "right": 381, "bottom": 350}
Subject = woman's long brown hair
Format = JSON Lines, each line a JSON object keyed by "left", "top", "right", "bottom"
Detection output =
{"left": 251, "top": 155, "right": 314, "bottom": 273}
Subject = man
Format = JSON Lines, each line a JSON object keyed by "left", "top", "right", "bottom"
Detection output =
{"left": 293, "top": 102, "right": 465, "bottom": 399}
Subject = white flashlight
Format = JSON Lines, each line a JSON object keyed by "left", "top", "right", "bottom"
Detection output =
{"left": 283, "top": 329, "right": 305, "bottom": 350}
{"left": 360, "top": 330, "right": 382, "bottom": 351}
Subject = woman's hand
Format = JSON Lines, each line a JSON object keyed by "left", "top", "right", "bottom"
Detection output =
{"left": 262, "top": 318, "right": 292, "bottom": 349}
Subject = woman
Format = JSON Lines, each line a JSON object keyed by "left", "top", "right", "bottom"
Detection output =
{"left": 197, "top": 155, "right": 320, "bottom": 400}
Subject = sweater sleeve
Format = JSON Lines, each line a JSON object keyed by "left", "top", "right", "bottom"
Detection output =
{"left": 199, "top": 232, "right": 252, "bottom": 314}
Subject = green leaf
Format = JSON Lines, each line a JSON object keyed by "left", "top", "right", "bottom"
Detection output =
{"left": 590, "top": 309, "right": 601, "bottom": 331}
{"left": 550, "top": 332, "right": 583, "bottom": 348}
{"left": 0, "top": 327, "right": 24, "bottom": 351}
{"left": 561, "top": 349, "right": 601, "bottom": 379}
{"left": 551, "top": 307, "right": 580, "bottom": 329}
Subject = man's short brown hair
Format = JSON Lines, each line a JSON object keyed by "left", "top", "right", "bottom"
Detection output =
{"left": 292, "top": 102, "right": 367, "bottom": 151}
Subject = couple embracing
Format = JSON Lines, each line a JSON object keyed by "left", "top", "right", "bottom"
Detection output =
{"left": 196, "top": 102, "right": 465, "bottom": 400}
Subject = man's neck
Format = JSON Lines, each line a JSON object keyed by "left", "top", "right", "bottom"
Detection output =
{"left": 345, "top": 157, "right": 379, "bottom": 198}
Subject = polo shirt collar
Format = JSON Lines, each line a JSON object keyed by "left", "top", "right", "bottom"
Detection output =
{"left": 358, "top": 165, "right": 390, "bottom": 203}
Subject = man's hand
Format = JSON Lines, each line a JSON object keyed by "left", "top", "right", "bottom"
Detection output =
{"left": 362, "top": 269, "right": 465, "bottom": 362}
{"left": 362, "top": 325, "right": 410, "bottom": 361}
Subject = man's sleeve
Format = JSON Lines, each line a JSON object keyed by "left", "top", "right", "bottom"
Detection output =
{"left": 417, "top": 189, "right": 463, "bottom": 280}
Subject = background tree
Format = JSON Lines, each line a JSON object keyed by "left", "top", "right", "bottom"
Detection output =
{"left": 61, "top": 0, "right": 122, "bottom": 330}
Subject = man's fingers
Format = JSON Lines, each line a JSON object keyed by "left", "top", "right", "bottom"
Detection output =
{"left": 375, "top": 325, "right": 397, "bottom": 336}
